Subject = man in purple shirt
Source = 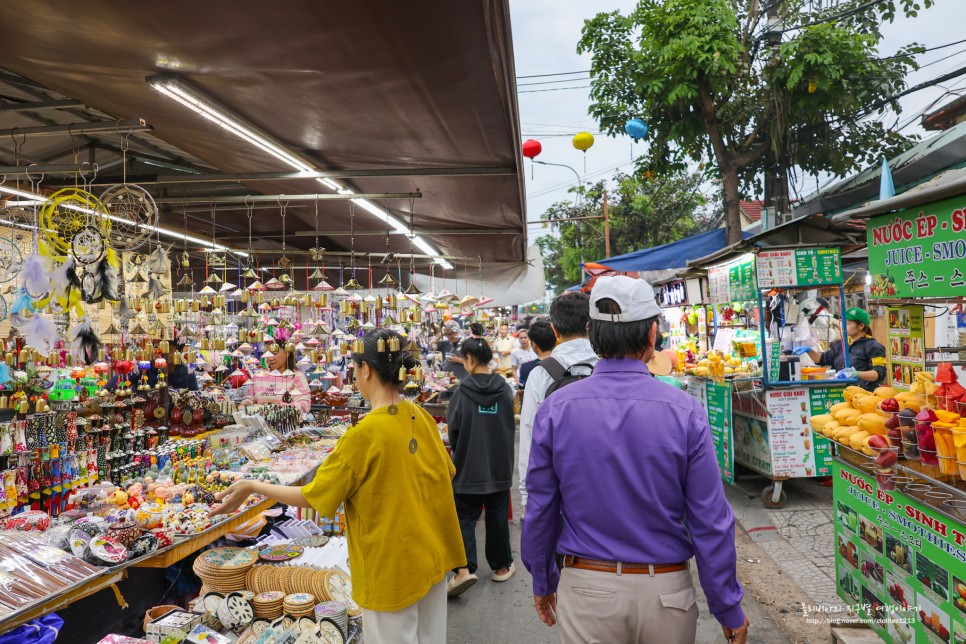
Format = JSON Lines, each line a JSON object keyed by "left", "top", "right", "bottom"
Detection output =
{"left": 521, "top": 276, "right": 749, "bottom": 644}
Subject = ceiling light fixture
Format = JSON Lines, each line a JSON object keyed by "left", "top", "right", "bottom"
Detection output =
{"left": 0, "top": 183, "right": 247, "bottom": 257}
{"left": 146, "top": 74, "right": 452, "bottom": 270}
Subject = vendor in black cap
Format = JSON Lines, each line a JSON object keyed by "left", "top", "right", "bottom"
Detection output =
{"left": 794, "top": 307, "right": 886, "bottom": 392}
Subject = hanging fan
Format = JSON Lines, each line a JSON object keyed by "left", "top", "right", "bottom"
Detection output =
{"left": 0, "top": 237, "right": 23, "bottom": 284}
{"left": 100, "top": 184, "right": 158, "bottom": 251}
{"left": 39, "top": 188, "right": 111, "bottom": 259}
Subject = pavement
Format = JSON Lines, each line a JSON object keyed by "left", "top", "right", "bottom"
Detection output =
{"left": 446, "top": 464, "right": 809, "bottom": 643}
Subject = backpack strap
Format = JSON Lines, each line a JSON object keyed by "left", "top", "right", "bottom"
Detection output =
{"left": 538, "top": 357, "right": 567, "bottom": 382}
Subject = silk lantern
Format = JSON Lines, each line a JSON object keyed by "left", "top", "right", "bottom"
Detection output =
{"left": 522, "top": 139, "right": 542, "bottom": 179}
{"left": 572, "top": 132, "right": 594, "bottom": 171}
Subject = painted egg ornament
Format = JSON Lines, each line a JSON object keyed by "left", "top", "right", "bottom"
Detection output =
{"left": 203, "top": 592, "right": 225, "bottom": 617}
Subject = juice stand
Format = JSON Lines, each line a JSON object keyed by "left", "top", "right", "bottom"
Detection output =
{"left": 685, "top": 245, "right": 856, "bottom": 508}
{"left": 819, "top": 187, "right": 966, "bottom": 644}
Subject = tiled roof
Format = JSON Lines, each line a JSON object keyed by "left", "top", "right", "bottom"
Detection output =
{"left": 739, "top": 200, "right": 763, "bottom": 222}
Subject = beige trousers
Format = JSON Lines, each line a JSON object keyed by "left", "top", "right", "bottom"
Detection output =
{"left": 362, "top": 578, "right": 447, "bottom": 643}
{"left": 557, "top": 566, "right": 698, "bottom": 644}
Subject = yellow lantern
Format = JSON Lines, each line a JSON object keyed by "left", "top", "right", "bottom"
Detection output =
{"left": 572, "top": 131, "right": 595, "bottom": 171}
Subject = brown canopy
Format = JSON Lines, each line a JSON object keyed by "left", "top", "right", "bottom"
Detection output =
{"left": 0, "top": 0, "right": 526, "bottom": 271}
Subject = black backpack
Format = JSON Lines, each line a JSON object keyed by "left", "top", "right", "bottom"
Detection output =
{"left": 540, "top": 357, "right": 595, "bottom": 398}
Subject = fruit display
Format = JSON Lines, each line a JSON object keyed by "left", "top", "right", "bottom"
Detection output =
{"left": 953, "top": 578, "right": 966, "bottom": 617}
{"left": 860, "top": 558, "right": 885, "bottom": 585}
{"left": 683, "top": 350, "right": 756, "bottom": 378}
{"left": 887, "top": 579, "right": 910, "bottom": 610}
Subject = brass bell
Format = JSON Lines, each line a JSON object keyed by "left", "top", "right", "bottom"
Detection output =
{"left": 377, "top": 337, "right": 386, "bottom": 353}
{"left": 201, "top": 296, "right": 210, "bottom": 308}
{"left": 4, "top": 354, "right": 13, "bottom": 367}
{"left": 255, "top": 292, "right": 265, "bottom": 304}
{"left": 255, "top": 330, "right": 264, "bottom": 343}
{"left": 191, "top": 300, "right": 201, "bottom": 312}
{"left": 65, "top": 353, "right": 74, "bottom": 367}
{"left": 173, "top": 351, "right": 183, "bottom": 365}
{"left": 186, "top": 350, "right": 196, "bottom": 363}
{"left": 201, "top": 338, "right": 210, "bottom": 351}
{"left": 18, "top": 348, "right": 29, "bottom": 363}
{"left": 339, "top": 341, "right": 348, "bottom": 356}
{"left": 319, "top": 294, "right": 328, "bottom": 308}
{"left": 0, "top": 396, "right": 7, "bottom": 409}
{"left": 271, "top": 298, "right": 281, "bottom": 308}
{"left": 160, "top": 340, "right": 169, "bottom": 354}
{"left": 126, "top": 348, "right": 135, "bottom": 361}
{"left": 387, "top": 295, "right": 397, "bottom": 309}
{"left": 398, "top": 366, "right": 407, "bottom": 382}
{"left": 326, "top": 348, "right": 336, "bottom": 363}
{"left": 240, "top": 289, "right": 250, "bottom": 303}
{"left": 303, "top": 293, "right": 313, "bottom": 308}
{"left": 352, "top": 339, "right": 364, "bottom": 353}
{"left": 161, "top": 300, "right": 171, "bottom": 314}
{"left": 31, "top": 350, "right": 42, "bottom": 363}
{"left": 279, "top": 273, "right": 292, "bottom": 285}
{"left": 375, "top": 297, "right": 383, "bottom": 311}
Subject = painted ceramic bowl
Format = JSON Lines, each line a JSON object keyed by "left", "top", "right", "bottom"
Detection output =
{"left": 148, "top": 527, "right": 176, "bottom": 548}
{"left": 106, "top": 519, "right": 140, "bottom": 547}
{"left": 4, "top": 510, "right": 51, "bottom": 532}
{"left": 129, "top": 533, "right": 159, "bottom": 558}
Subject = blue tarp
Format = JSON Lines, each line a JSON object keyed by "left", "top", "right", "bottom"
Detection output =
{"left": 590, "top": 228, "right": 751, "bottom": 272}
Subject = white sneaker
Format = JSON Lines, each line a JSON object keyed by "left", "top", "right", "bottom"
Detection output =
{"left": 491, "top": 563, "right": 515, "bottom": 582}
{"left": 447, "top": 573, "right": 478, "bottom": 597}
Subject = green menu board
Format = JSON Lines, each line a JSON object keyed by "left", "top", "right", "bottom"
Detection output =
{"left": 833, "top": 459, "right": 966, "bottom": 643}
{"left": 886, "top": 305, "right": 926, "bottom": 392}
{"left": 867, "top": 194, "right": 966, "bottom": 298}
{"left": 806, "top": 386, "right": 842, "bottom": 476}
{"left": 756, "top": 248, "right": 843, "bottom": 288}
{"left": 705, "top": 380, "right": 734, "bottom": 484}
{"left": 708, "top": 254, "right": 757, "bottom": 304}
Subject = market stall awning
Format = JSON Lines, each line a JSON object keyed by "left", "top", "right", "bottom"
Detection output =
{"left": 413, "top": 245, "right": 545, "bottom": 308}
{"left": 591, "top": 229, "right": 751, "bottom": 272}
{"left": 0, "top": 1, "right": 527, "bottom": 276}
{"left": 688, "top": 215, "right": 866, "bottom": 268}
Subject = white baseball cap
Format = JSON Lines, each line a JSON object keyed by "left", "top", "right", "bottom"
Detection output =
{"left": 589, "top": 275, "right": 661, "bottom": 322}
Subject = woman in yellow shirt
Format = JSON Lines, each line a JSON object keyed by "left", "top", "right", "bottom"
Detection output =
{"left": 210, "top": 329, "right": 465, "bottom": 642}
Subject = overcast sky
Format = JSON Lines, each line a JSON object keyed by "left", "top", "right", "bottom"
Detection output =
{"left": 509, "top": 0, "right": 966, "bottom": 243}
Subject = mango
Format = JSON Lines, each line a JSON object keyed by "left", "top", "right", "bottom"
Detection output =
{"left": 874, "top": 386, "right": 899, "bottom": 399}
{"left": 809, "top": 414, "right": 833, "bottom": 432}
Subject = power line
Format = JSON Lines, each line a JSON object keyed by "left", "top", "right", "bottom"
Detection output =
{"left": 518, "top": 76, "right": 590, "bottom": 88}
{"left": 517, "top": 70, "right": 589, "bottom": 79}
{"left": 518, "top": 85, "right": 590, "bottom": 94}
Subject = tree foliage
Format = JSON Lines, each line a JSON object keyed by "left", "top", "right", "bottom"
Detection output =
{"left": 537, "top": 171, "right": 714, "bottom": 292}
{"left": 578, "top": 0, "right": 929, "bottom": 242}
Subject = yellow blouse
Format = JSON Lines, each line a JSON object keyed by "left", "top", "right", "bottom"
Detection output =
{"left": 301, "top": 400, "right": 465, "bottom": 611}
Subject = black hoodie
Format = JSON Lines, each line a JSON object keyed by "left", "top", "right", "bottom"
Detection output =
{"left": 447, "top": 373, "right": 515, "bottom": 494}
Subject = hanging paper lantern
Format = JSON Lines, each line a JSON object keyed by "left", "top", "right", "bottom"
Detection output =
{"left": 522, "top": 139, "right": 542, "bottom": 159}
{"left": 623, "top": 118, "right": 647, "bottom": 141}
{"left": 572, "top": 132, "right": 595, "bottom": 152}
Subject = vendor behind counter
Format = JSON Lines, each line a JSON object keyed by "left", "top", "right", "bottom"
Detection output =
{"left": 795, "top": 307, "right": 886, "bottom": 392}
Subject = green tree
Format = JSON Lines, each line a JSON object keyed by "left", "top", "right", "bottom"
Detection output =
{"left": 578, "top": 0, "right": 928, "bottom": 244}
{"left": 537, "top": 171, "right": 713, "bottom": 293}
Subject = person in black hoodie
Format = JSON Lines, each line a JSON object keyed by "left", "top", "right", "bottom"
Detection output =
{"left": 446, "top": 336, "right": 517, "bottom": 597}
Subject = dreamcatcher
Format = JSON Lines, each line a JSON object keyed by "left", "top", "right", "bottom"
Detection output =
{"left": 0, "top": 237, "right": 23, "bottom": 285}
{"left": 39, "top": 167, "right": 119, "bottom": 306}
{"left": 99, "top": 130, "right": 158, "bottom": 252}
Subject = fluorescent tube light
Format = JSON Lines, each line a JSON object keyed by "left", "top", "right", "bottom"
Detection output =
{"left": 147, "top": 74, "right": 452, "bottom": 269}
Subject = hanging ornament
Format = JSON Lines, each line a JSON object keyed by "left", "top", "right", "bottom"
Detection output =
{"left": 522, "top": 139, "right": 542, "bottom": 179}
{"left": 572, "top": 131, "right": 595, "bottom": 172}
{"left": 623, "top": 118, "right": 648, "bottom": 160}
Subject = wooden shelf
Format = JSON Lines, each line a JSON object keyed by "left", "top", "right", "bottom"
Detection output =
{"left": 133, "top": 497, "right": 275, "bottom": 568}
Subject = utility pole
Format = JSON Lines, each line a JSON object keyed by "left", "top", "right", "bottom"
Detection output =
{"left": 603, "top": 190, "right": 611, "bottom": 258}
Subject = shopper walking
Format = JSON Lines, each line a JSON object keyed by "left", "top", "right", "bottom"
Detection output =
{"left": 510, "top": 328, "right": 537, "bottom": 383}
{"left": 521, "top": 276, "right": 749, "bottom": 644}
{"left": 492, "top": 323, "right": 516, "bottom": 376}
{"left": 446, "top": 337, "right": 516, "bottom": 597}
{"left": 518, "top": 292, "right": 597, "bottom": 515}
{"left": 517, "top": 320, "right": 556, "bottom": 390}
{"left": 211, "top": 329, "right": 464, "bottom": 644}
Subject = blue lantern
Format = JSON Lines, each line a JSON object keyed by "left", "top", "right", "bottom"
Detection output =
{"left": 624, "top": 118, "right": 648, "bottom": 141}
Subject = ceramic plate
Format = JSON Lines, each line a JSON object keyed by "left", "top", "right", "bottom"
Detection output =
{"left": 318, "top": 619, "right": 345, "bottom": 644}
{"left": 250, "top": 619, "right": 270, "bottom": 636}
{"left": 203, "top": 592, "right": 225, "bottom": 617}
{"left": 259, "top": 543, "right": 305, "bottom": 562}
{"left": 225, "top": 592, "right": 254, "bottom": 625}
{"left": 89, "top": 536, "right": 128, "bottom": 564}
{"left": 292, "top": 535, "right": 329, "bottom": 548}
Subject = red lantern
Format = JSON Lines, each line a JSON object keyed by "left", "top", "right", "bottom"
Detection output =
{"left": 522, "top": 139, "right": 542, "bottom": 159}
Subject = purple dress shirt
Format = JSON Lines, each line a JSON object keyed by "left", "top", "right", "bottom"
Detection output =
{"left": 521, "top": 358, "right": 746, "bottom": 629}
